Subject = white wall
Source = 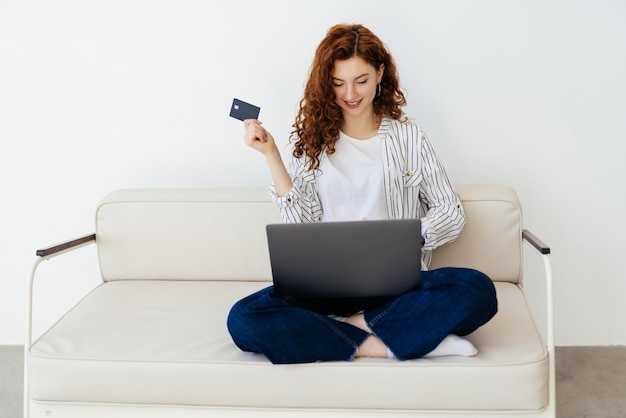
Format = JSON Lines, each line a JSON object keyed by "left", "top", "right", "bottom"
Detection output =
{"left": 1, "top": 0, "right": 625, "bottom": 345}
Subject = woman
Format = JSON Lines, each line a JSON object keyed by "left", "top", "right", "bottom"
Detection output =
{"left": 227, "top": 23, "right": 497, "bottom": 364}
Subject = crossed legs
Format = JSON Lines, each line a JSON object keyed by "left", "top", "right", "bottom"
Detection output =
{"left": 227, "top": 267, "right": 497, "bottom": 364}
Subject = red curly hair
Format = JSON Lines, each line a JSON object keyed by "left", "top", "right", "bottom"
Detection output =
{"left": 291, "top": 24, "right": 407, "bottom": 170}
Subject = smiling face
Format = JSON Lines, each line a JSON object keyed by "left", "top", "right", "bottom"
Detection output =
{"left": 331, "top": 56, "right": 384, "bottom": 122}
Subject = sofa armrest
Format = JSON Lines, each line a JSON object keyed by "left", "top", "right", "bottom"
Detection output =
{"left": 522, "top": 229, "right": 550, "bottom": 255}
{"left": 26, "top": 233, "right": 98, "bottom": 418}
{"left": 522, "top": 228, "right": 555, "bottom": 417}
{"left": 36, "top": 233, "right": 96, "bottom": 258}
{"left": 28, "top": 233, "right": 97, "bottom": 346}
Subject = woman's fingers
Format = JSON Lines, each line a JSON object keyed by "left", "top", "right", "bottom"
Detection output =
{"left": 243, "top": 119, "right": 267, "bottom": 144}
{"left": 243, "top": 119, "right": 277, "bottom": 156}
{"left": 243, "top": 119, "right": 262, "bottom": 129}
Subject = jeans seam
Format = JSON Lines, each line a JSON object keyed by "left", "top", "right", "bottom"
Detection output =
{"left": 366, "top": 297, "right": 400, "bottom": 329}
{"left": 312, "top": 312, "right": 362, "bottom": 350}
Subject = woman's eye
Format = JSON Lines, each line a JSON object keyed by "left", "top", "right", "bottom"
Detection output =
{"left": 358, "top": 80, "right": 368, "bottom": 85}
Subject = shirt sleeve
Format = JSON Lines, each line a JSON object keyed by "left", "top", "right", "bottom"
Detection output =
{"left": 268, "top": 152, "right": 323, "bottom": 224}
{"left": 418, "top": 129, "right": 466, "bottom": 252}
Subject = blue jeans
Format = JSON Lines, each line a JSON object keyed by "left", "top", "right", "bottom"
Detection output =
{"left": 227, "top": 267, "right": 497, "bottom": 364}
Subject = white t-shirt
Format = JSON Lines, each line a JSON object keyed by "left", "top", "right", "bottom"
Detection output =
{"left": 317, "top": 131, "right": 386, "bottom": 221}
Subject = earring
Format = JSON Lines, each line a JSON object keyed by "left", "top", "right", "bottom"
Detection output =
{"left": 376, "top": 84, "right": 382, "bottom": 97}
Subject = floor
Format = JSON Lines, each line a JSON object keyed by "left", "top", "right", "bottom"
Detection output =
{"left": 4, "top": 345, "right": 626, "bottom": 417}
{"left": 555, "top": 346, "right": 626, "bottom": 417}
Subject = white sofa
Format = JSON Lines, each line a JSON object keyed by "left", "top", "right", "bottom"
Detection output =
{"left": 25, "top": 185, "right": 554, "bottom": 417}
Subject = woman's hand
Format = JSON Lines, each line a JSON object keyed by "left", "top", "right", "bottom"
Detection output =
{"left": 242, "top": 119, "right": 293, "bottom": 196}
{"left": 243, "top": 119, "right": 277, "bottom": 156}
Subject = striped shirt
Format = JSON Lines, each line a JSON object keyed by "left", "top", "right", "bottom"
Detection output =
{"left": 269, "top": 117, "right": 465, "bottom": 269}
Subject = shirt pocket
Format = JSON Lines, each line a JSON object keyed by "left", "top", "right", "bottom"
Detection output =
{"left": 403, "top": 169, "right": 423, "bottom": 188}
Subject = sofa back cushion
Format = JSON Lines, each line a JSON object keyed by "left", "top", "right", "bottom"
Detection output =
{"left": 96, "top": 188, "right": 281, "bottom": 282}
{"left": 96, "top": 185, "right": 522, "bottom": 284}
{"left": 429, "top": 184, "right": 523, "bottom": 284}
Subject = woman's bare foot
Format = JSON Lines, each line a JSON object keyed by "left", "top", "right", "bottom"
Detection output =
{"left": 355, "top": 334, "right": 388, "bottom": 358}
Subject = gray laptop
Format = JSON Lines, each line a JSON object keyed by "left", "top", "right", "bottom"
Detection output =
{"left": 266, "top": 219, "right": 422, "bottom": 299}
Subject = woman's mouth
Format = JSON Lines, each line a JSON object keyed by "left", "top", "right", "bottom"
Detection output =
{"left": 344, "top": 99, "right": 362, "bottom": 109}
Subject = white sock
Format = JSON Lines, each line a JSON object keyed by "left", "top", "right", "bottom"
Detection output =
{"left": 423, "top": 334, "right": 478, "bottom": 358}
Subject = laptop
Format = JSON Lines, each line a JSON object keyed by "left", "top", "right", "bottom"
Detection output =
{"left": 266, "top": 219, "right": 422, "bottom": 300}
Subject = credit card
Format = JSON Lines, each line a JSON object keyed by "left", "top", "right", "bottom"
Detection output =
{"left": 229, "top": 98, "right": 260, "bottom": 121}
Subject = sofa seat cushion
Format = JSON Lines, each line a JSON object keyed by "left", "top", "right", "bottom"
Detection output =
{"left": 28, "top": 280, "right": 548, "bottom": 412}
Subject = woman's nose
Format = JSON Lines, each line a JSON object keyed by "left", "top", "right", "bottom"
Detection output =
{"left": 345, "top": 85, "right": 357, "bottom": 100}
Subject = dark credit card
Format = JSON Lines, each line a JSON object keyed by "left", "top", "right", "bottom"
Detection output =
{"left": 229, "top": 98, "right": 260, "bottom": 121}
